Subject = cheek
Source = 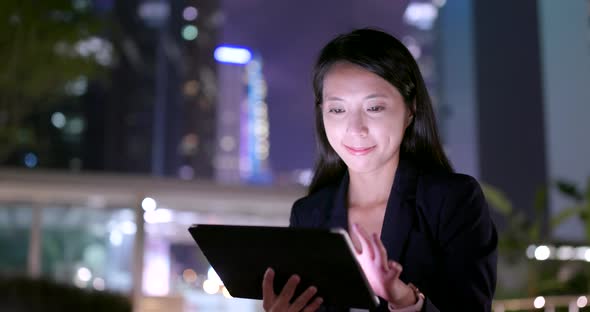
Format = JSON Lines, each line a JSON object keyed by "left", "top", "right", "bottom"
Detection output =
{"left": 322, "top": 119, "right": 342, "bottom": 147}
{"left": 375, "top": 119, "right": 406, "bottom": 143}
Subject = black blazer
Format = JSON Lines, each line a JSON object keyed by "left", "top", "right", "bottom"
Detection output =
{"left": 289, "top": 159, "right": 497, "bottom": 312}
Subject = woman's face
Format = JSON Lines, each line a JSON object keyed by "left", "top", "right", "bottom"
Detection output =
{"left": 321, "top": 62, "right": 412, "bottom": 174}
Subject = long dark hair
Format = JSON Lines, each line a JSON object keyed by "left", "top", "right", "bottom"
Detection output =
{"left": 308, "top": 28, "right": 453, "bottom": 194}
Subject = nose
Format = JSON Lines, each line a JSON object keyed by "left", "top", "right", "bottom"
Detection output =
{"left": 347, "top": 111, "right": 368, "bottom": 137}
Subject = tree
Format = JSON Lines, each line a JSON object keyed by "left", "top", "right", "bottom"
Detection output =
{"left": 0, "top": 0, "right": 110, "bottom": 163}
{"left": 483, "top": 177, "right": 590, "bottom": 298}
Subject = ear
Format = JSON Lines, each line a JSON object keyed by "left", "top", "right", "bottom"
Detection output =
{"left": 405, "top": 114, "right": 414, "bottom": 129}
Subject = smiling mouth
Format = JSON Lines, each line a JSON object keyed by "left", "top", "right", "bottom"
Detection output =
{"left": 343, "top": 145, "right": 376, "bottom": 155}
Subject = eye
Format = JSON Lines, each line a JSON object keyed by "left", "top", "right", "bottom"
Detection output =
{"left": 328, "top": 108, "right": 345, "bottom": 113}
{"left": 367, "top": 106, "right": 385, "bottom": 112}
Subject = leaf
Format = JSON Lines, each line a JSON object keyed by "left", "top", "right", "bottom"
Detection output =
{"left": 481, "top": 183, "right": 513, "bottom": 216}
{"left": 550, "top": 205, "right": 585, "bottom": 229}
{"left": 555, "top": 180, "right": 583, "bottom": 201}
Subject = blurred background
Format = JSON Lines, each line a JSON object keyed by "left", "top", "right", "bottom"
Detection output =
{"left": 0, "top": 0, "right": 589, "bottom": 311}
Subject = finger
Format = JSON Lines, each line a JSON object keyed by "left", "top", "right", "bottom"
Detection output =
{"left": 276, "top": 274, "right": 301, "bottom": 306}
{"left": 289, "top": 286, "right": 317, "bottom": 312}
{"left": 350, "top": 223, "right": 362, "bottom": 253}
{"left": 350, "top": 230, "right": 362, "bottom": 254}
{"left": 372, "top": 233, "right": 389, "bottom": 272}
{"left": 302, "top": 297, "right": 324, "bottom": 312}
{"left": 262, "top": 268, "right": 276, "bottom": 310}
{"left": 352, "top": 223, "right": 374, "bottom": 259}
{"left": 388, "top": 261, "right": 403, "bottom": 280}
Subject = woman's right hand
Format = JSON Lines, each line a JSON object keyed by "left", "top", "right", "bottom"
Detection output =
{"left": 262, "top": 268, "right": 323, "bottom": 312}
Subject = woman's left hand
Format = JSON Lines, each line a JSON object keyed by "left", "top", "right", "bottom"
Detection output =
{"left": 351, "top": 223, "right": 415, "bottom": 308}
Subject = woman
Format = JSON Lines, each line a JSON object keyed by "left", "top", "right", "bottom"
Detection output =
{"left": 262, "top": 28, "right": 497, "bottom": 312}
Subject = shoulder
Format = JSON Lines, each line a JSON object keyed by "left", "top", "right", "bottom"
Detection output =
{"left": 418, "top": 171, "right": 482, "bottom": 199}
{"left": 415, "top": 172, "right": 490, "bottom": 239}
{"left": 290, "top": 185, "right": 338, "bottom": 228}
{"left": 412, "top": 171, "right": 497, "bottom": 307}
{"left": 415, "top": 171, "right": 484, "bottom": 212}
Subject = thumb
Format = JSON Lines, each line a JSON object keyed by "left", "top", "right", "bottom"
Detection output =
{"left": 388, "top": 261, "right": 403, "bottom": 279}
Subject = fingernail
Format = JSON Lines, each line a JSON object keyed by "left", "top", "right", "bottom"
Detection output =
{"left": 265, "top": 268, "right": 274, "bottom": 276}
{"left": 318, "top": 297, "right": 324, "bottom": 304}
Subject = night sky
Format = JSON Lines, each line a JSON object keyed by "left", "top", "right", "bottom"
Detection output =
{"left": 221, "top": 0, "right": 409, "bottom": 173}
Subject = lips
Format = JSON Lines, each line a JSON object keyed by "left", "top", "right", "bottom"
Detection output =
{"left": 343, "top": 144, "right": 376, "bottom": 156}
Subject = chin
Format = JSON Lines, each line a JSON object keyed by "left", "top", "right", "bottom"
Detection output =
{"left": 343, "top": 162, "right": 380, "bottom": 174}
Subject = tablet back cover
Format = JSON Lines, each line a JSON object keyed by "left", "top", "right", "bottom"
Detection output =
{"left": 188, "top": 224, "right": 379, "bottom": 309}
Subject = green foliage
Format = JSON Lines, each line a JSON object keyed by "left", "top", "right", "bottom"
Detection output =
{"left": 552, "top": 177, "right": 590, "bottom": 242}
{"left": 483, "top": 177, "right": 590, "bottom": 299}
{"left": 481, "top": 183, "right": 547, "bottom": 262}
{"left": 481, "top": 183, "right": 513, "bottom": 215}
{"left": 0, "top": 0, "right": 109, "bottom": 161}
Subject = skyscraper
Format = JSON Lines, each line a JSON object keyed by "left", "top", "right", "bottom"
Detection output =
{"left": 103, "top": 0, "right": 221, "bottom": 178}
{"left": 215, "top": 49, "right": 272, "bottom": 185}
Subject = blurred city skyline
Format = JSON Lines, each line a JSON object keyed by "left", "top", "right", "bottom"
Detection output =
{"left": 0, "top": 0, "right": 416, "bottom": 185}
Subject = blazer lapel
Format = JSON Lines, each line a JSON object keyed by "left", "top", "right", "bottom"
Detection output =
{"left": 380, "top": 158, "right": 419, "bottom": 263}
{"left": 325, "top": 173, "right": 349, "bottom": 230}
{"left": 324, "top": 159, "right": 419, "bottom": 263}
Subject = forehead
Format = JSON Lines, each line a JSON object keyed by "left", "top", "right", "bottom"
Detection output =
{"left": 322, "top": 62, "right": 400, "bottom": 98}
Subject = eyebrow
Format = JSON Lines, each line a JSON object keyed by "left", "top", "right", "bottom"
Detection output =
{"left": 324, "top": 96, "right": 344, "bottom": 102}
{"left": 324, "top": 94, "right": 389, "bottom": 101}
{"left": 365, "top": 94, "right": 388, "bottom": 100}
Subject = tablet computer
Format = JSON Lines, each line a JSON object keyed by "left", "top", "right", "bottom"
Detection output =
{"left": 188, "top": 224, "right": 379, "bottom": 309}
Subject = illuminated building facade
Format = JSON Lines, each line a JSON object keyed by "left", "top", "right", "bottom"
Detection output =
{"left": 215, "top": 48, "right": 272, "bottom": 184}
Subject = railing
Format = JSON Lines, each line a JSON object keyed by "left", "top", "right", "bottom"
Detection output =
{"left": 494, "top": 295, "right": 589, "bottom": 312}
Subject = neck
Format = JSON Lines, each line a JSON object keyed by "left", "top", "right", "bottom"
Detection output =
{"left": 347, "top": 156, "right": 399, "bottom": 209}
